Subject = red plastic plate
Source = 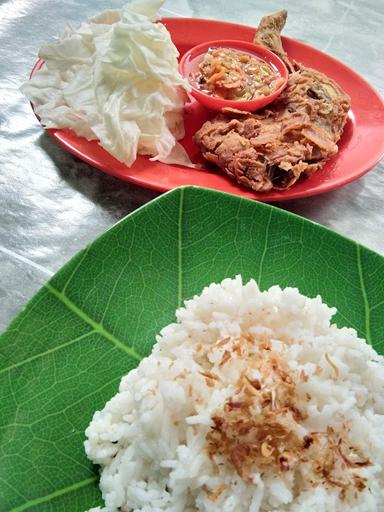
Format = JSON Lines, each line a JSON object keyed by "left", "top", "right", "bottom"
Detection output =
{"left": 31, "top": 17, "right": 384, "bottom": 202}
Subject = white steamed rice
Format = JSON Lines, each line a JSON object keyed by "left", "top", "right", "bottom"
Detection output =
{"left": 85, "top": 276, "right": 384, "bottom": 511}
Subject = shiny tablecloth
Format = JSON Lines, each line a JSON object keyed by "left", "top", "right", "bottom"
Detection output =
{"left": 0, "top": 0, "right": 383, "bottom": 331}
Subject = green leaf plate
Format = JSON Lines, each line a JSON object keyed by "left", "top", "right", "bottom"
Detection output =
{"left": 1, "top": 186, "right": 383, "bottom": 511}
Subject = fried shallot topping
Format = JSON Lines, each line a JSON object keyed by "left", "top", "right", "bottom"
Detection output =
{"left": 204, "top": 334, "right": 370, "bottom": 499}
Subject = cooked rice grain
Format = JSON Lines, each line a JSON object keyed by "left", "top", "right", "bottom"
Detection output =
{"left": 85, "top": 277, "right": 384, "bottom": 511}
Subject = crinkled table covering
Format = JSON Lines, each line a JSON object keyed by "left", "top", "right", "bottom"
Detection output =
{"left": 0, "top": 0, "right": 383, "bottom": 331}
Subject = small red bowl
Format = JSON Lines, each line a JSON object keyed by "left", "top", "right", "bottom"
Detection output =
{"left": 179, "top": 39, "right": 289, "bottom": 112}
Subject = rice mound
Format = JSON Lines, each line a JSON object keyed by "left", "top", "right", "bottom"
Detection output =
{"left": 85, "top": 277, "right": 384, "bottom": 512}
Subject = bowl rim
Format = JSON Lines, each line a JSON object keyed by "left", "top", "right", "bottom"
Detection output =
{"left": 179, "top": 38, "right": 289, "bottom": 111}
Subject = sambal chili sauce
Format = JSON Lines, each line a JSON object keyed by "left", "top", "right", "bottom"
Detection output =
{"left": 191, "top": 47, "right": 284, "bottom": 101}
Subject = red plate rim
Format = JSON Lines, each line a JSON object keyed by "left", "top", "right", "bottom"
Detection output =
{"left": 29, "top": 17, "right": 384, "bottom": 202}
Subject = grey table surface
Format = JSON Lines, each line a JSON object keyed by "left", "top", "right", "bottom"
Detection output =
{"left": 0, "top": 0, "right": 383, "bottom": 332}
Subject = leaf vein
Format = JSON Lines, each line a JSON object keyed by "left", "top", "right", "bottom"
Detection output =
{"left": 62, "top": 245, "right": 91, "bottom": 295}
{"left": 100, "top": 259, "right": 133, "bottom": 323}
{"left": 258, "top": 209, "right": 273, "bottom": 288}
{"left": 0, "top": 331, "right": 95, "bottom": 375}
{"left": 178, "top": 188, "right": 184, "bottom": 308}
{"left": 8, "top": 476, "right": 97, "bottom": 512}
{"left": 28, "top": 374, "right": 122, "bottom": 427}
{"left": 44, "top": 284, "right": 142, "bottom": 361}
{"left": 356, "top": 244, "right": 372, "bottom": 345}
{"left": 335, "top": 310, "right": 360, "bottom": 333}
{"left": 370, "top": 299, "right": 384, "bottom": 312}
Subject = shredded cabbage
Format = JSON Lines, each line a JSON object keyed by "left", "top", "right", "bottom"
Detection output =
{"left": 20, "top": 0, "right": 195, "bottom": 168}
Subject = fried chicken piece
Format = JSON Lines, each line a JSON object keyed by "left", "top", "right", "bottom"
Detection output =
{"left": 194, "top": 11, "right": 351, "bottom": 192}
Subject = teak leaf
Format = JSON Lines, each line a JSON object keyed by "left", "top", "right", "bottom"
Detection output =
{"left": 1, "top": 186, "right": 383, "bottom": 511}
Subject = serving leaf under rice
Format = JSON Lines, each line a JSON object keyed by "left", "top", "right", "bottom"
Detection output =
{"left": 85, "top": 277, "right": 384, "bottom": 511}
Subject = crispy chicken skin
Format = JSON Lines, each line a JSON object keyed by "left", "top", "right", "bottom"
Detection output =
{"left": 194, "top": 11, "right": 351, "bottom": 191}
{"left": 254, "top": 10, "right": 295, "bottom": 73}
